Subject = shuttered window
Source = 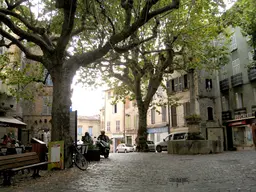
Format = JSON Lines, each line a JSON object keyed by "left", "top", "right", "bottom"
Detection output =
{"left": 171, "top": 106, "right": 177, "bottom": 127}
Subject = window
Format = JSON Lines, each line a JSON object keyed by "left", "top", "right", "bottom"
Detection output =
{"left": 77, "top": 127, "right": 82, "bottom": 136}
{"left": 174, "top": 78, "right": 178, "bottom": 92}
{"left": 235, "top": 93, "right": 243, "bottom": 109}
{"left": 88, "top": 126, "right": 93, "bottom": 136}
{"left": 184, "top": 74, "right": 189, "bottom": 89}
{"left": 220, "top": 65, "right": 228, "bottom": 80}
{"left": 207, "top": 107, "right": 214, "bottom": 120}
{"left": 178, "top": 76, "right": 183, "bottom": 91}
{"left": 108, "top": 92, "right": 111, "bottom": 99}
{"left": 42, "top": 96, "right": 52, "bottom": 115}
{"left": 171, "top": 79, "right": 175, "bottom": 92}
{"left": 173, "top": 133, "right": 185, "bottom": 140}
{"left": 230, "top": 34, "right": 237, "bottom": 51}
{"left": 135, "top": 115, "right": 139, "bottom": 129}
{"left": 171, "top": 106, "right": 177, "bottom": 127}
{"left": 232, "top": 58, "right": 240, "bottom": 75}
{"left": 221, "top": 96, "right": 229, "bottom": 111}
{"left": 162, "top": 106, "right": 167, "bottom": 122}
{"left": 107, "top": 121, "right": 110, "bottom": 131}
{"left": 44, "top": 69, "right": 53, "bottom": 86}
{"left": 116, "top": 120, "right": 120, "bottom": 132}
{"left": 183, "top": 102, "right": 190, "bottom": 117}
{"left": 151, "top": 108, "right": 155, "bottom": 124}
{"left": 113, "top": 104, "right": 117, "bottom": 113}
{"left": 205, "top": 79, "right": 213, "bottom": 90}
{"left": 253, "top": 88, "right": 256, "bottom": 103}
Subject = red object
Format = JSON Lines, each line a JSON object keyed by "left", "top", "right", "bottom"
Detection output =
{"left": 228, "top": 120, "right": 246, "bottom": 127}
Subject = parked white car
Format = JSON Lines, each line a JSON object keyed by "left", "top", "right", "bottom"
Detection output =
{"left": 116, "top": 143, "right": 134, "bottom": 153}
{"left": 146, "top": 141, "right": 155, "bottom": 152}
{"left": 156, "top": 132, "right": 188, "bottom": 153}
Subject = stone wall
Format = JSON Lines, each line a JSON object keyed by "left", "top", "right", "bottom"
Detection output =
{"left": 167, "top": 140, "right": 223, "bottom": 155}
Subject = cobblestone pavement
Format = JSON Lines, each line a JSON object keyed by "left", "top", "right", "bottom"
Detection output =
{"left": 1, "top": 151, "right": 256, "bottom": 192}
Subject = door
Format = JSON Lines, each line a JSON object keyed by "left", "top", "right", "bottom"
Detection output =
{"left": 233, "top": 126, "right": 245, "bottom": 147}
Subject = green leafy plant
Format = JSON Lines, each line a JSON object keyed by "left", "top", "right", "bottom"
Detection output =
{"left": 185, "top": 114, "right": 202, "bottom": 124}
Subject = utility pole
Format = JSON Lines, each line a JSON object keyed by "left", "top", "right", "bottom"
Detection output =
{"left": 166, "top": 76, "right": 171, "bottom": 134}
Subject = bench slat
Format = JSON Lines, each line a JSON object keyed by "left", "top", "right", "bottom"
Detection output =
{"left": 0, "top": 155, "right": 38, "bottom": 166}
{"left": 0, "top": 152, "right": 37, "bottom": 161}
{"left": 12, "top": 162, "right": 49, "bottom": 172}
{"left": 0, "top": 159, "right": 40, "bottom": 171}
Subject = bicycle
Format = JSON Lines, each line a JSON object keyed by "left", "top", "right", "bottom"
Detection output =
{"left": 72, "top": 144, "right": 89, "bottom": 171}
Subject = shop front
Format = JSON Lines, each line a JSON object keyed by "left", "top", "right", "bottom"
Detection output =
{"left": 225, "top": 114, "right": 256, "bottom": 150}
{"left": 147, "top": 126, "right": 169, "bottom": 144}
{"left": 0, "top": 116, "right": 26, "bottom": 142}
{"left": 111, "top": 134, "right": 124, "bottom": 153}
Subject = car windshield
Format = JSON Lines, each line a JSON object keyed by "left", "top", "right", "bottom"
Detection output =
{"left": 126, "top": 144, "right": 133, "bottom": 147}
{"left": 147, "top": 141, "right": 154, "bottom": 144}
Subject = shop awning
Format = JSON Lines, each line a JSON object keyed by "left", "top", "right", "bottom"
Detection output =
{"left": 0, "top": 116, "right": 26, "bottom": 128}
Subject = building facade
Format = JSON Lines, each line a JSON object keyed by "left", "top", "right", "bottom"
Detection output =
{"left": 77, "top": 115, "right": 101, "bottom": 141}
{"left": 0, "top": 45, "right": 26, "bottom": 143}
{"left": 219, "top": 27, "right": 256, "bottom": 150}
{"left": 103, "top": 89, "right": 126, "bottom": 152}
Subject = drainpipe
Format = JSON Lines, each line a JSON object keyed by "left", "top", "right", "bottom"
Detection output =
{"left": 123, "top": 103, "right": 126, "bottom": 143}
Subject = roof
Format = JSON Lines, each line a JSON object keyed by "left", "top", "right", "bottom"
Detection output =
{"left": 0, "top": 116, "right": 26, "bottom": 128}
{"left": 78, "top": 115, "right": 100, "bottom": 121}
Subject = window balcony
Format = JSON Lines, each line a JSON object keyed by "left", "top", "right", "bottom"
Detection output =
{"left": 248, "top": 67, "right": 256, "bottom": 81}
{"left": 222, "top": 111, "right": 232, "bottom": 121}
{"left": 231, "top": 73, "right": 243, "bottom": 87}
{"left": 234, "top": 107, "right": 247, "bottom": 116}
{"left": 219, "top": 78, "right": 229, "bottom": 92}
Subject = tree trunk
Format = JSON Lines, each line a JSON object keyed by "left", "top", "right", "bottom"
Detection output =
{"left": 51, "top": 64, "right": 75, "bottom": 169}
{"left": 136, "top": 101, "right": 148, "bottom": 152}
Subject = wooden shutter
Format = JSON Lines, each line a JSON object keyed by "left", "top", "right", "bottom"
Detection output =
{"left": 171, "top": 106, "right": 177, "bottom": 127}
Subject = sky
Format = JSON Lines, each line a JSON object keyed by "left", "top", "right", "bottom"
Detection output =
{"left": 70, "top": 0, "right": 236, "bottom": 117}
{"left": 71, "top": 74, "right": 106, "bottom": 116}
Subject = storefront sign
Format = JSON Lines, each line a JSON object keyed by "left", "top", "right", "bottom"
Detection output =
{"left": 229, "top": 120, "right": 246, "bottom": 127}
{"left": 147, "top": 126, "right": 168, "bottom": 134}
{"left": 234, "top": 112, "right": 254, "bottom": 120}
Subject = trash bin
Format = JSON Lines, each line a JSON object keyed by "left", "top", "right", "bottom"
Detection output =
{"left": 31, "top": 138, "right": 48, "bottom": 169}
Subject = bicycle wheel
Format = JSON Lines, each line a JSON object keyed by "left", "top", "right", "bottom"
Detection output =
{"left": 74, "top": 153, "right": 88, "bottom": 171}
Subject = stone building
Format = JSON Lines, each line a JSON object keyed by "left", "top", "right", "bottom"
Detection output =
{"left": 218, "top": 27, "right": 256, "bottom": 150}
{"left": 77, "top": 115, "right": 101, "bottom": 141}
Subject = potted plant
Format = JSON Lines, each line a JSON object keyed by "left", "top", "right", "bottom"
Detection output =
{"left": 185, "top": 114, "right": 201, "bottom": 124}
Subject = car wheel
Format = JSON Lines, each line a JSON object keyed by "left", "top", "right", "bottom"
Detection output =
{"left": 156, "top": 145, "right": 162, "bottom": 153}
{"left": 124, "top": 149, "right": 127, "bottom": 153}
{"left": 116, "top": 149, "right": 119, "bottom": 153}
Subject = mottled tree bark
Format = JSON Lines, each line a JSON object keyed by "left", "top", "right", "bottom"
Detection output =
{"left": 50, "top": 60, "right": 76, "bottom": 168}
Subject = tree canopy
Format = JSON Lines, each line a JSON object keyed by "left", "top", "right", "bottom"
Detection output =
{"left": 223, "top": 0, "right": 256, "bottom": 59}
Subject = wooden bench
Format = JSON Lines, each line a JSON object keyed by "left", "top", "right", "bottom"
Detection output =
{"left": 0, "top": 152, "right": 49, "bottom": 186}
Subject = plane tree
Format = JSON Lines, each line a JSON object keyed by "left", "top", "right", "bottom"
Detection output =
{"left": 78, "top": 0, "right": 229, "bottom": 150}
{"left": 0, "top": 0, "right": 184, "bottom": 166}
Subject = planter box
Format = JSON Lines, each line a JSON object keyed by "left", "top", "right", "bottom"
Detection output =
{"left": 84, "top": 149, "right": 100, "bottom": 161}
{"left": 167, "top": 140, "right": 223, "bottom": 155}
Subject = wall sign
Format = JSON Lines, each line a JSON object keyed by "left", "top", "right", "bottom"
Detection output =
{"left": 234, "top": 112, "right": 254, "bottom": 120}
{"left": 229, "top": 120, "right": 246, "bottom": 127}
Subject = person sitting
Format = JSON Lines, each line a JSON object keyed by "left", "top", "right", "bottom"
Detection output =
{"left": 82, "top": 132, "right": 93, "bottom": 145}
{"left": 97, "top": 131, "right": 109, "bottom": 142}
{"left": 2, "top": 134, "right": 11, "bottom": 146}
